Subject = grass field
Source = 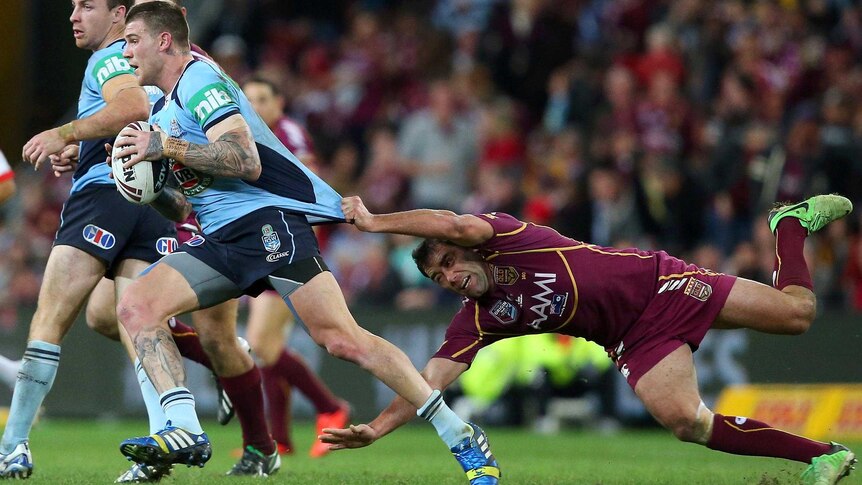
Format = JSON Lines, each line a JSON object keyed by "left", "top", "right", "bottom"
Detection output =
{"left": 15, "top": 418, "right": 862, "bottom": 484}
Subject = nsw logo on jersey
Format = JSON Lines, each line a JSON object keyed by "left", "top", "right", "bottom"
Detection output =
{"left": 82, "top": 224, "right": 115, "bottom": 250}
{"left": 261, "top": 224, "right": 281, "bottom": 252}
{"left": 156, "top": 237, "right": 179, "bottom": 255}
{"left": 93, "top": 54, "right": 133, "bottom": 87}
{"left": 189, "top": 82, "right": 234, "bottom": 126}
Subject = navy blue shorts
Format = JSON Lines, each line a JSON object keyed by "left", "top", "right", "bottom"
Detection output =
{"left": 54, "top": 185, "right": 176, "bottom": 278}
{"left": 178, "top": 207, "right": 321, "bottom": 295}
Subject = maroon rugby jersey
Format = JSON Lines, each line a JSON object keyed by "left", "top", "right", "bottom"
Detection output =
{"left": 272, "top": 117, "right": 315, "bottom": 159}
{"left": 434, "top": 213, "right": 730, "bottom": 365}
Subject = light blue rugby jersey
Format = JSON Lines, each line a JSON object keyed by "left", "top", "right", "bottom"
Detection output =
{"left": 150, "top": 59, "right": 345, "bottom": 233}
{"left": 71, "top": 39, "right": 161, "bottom": 193}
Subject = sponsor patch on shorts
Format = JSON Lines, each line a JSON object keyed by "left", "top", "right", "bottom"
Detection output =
{"left": 156, "top": 237, "right": 179, "bottom": 255}
{"left": 185, "top": 234, "right": 206, "bottom": 247}
{"left": 82, "top": 224, "right": 115, "bottom": 250}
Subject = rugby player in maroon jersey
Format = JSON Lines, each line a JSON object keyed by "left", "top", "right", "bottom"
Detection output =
{"left": 324, "top": 193, "right": 857, "bottom": 485}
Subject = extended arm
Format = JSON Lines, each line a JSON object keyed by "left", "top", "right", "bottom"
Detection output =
{"left": 23, "top": 74, "right": 148, "bottom": 169}
{"left": 320, "top": 357, "right": 468, "bottom": 449}
{"left": 341, "top": 195, "right": 494, "bottom": 247}
{"left": 116, "top": 114, "right": 261, "bottom": 181}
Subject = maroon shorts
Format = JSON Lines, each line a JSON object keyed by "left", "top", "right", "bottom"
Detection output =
{"left": 610, "top": 273, "right": 737, "bottom": 389}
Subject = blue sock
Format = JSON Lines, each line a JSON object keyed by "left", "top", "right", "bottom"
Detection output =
{"left": 135, "top": 360, "right": 167, "bottom": 434}
{"left": 160, "top": 387, "right": 203, "bottom": 435}
{"left": 417, "top": 390, "right": 471, "bottom": 448}
{"left": 0, "top": 341, "right": 60, "bottom": 454}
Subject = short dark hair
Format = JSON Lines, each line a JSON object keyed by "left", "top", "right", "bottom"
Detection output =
{"left": 127, "top": 1, "right": 189, "bottom": 49}
{"left": 242, "top": 75, "right": 282, "bottom": 97}
{"left": 412, "top": 239, "right": 447, "bottom": 278}
{"left": 108, "top": 0, "right": 134, "bottom": 12}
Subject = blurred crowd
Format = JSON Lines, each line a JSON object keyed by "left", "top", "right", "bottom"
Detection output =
{"left": 4, "top": 0, "right": 862, "bottom": 330}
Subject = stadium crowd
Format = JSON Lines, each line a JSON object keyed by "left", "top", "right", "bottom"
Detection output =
{"left": 4, "top": 0, "right": 862, "bottom": 328}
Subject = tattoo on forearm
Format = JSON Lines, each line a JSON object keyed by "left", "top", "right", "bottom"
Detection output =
{"left": 151, "top": 186, "right": 192, "bottom": 222}
{"left": 145, "top": 133, "right": 164, "bottom": 160}
{"left": 163, "top": 137, "right": 189, "bottom": 161}
{"left": 135, "top": 327, "right": 186, "bottom": 392}
{"left": 182, "top": 132, "right": 259, "bottom": 179}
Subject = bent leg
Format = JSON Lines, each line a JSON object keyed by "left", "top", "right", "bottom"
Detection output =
{"left": 636, "top": 345, "right": 831, "bottom": 463}
{"left": 713, "top": 277, "right": 815, "bottom": 335}
{"left": 85, "top": 278, "right": 120, "bottom": 341}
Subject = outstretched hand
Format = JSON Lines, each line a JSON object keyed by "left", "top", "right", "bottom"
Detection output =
{"left": 319, "top": 423, "right": 378, "bottom": 450}
{"left": 341, "top": 195, "right": 374, "bottom": 231}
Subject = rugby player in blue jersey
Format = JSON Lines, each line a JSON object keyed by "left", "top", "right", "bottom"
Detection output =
{"left": 0, "top": 0, "right": 171, "bottom": 479}
{"left": 112, "top": 3, "right": 499, "bottom": 483}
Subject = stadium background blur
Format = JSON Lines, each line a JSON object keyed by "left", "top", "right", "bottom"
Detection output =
{"left": 0, "top": 0, "right": 861, "bottom": 431}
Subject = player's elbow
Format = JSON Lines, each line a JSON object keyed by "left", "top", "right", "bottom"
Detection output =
{"left": 243, "top": 161, "right": 261, "bottom": 181}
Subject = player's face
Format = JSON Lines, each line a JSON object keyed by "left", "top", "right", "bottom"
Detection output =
{"left": 243, "top": 82, "right": 284, "bottom": 127}
{"left": 425, "top": 245, "right": 492, "bottom": 298}
{"left": 123, "top": 20, "right": 160, "bottom": 86}
{"left": 70, "top": 0, "right": 117, "bottom": 50}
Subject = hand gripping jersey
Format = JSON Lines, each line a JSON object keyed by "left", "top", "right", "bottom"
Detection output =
{"left": 71, "top": 39, "right": 137, "bottom": 193}
{"left": 149, "top": 58, "right": 344, "bottom": 233}
{"left": 434, "top": 213, "right": 735, "bottom": 368}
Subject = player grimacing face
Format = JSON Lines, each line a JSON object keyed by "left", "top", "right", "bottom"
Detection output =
{"left": 123, "top": 20, "right": 160, "bottom": 87}
{"left": 424, "top": 245, "right": 493, "bottom": 299}
{"left": 70, "top": 0, "right": 120, "bottom": 51}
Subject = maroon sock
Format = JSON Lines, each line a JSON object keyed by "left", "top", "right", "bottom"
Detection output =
{"left": 707, "top": 414, "right": 830, "bottom": 463}
{"left": 273, "top": 350, "right": 340, "bottom": 414}
{"left": 220, "top": 366, "right": 275, "bottom": 455}
{"left": 168, "top": 318, "right": 213, "bottom": 369}
{"left": 260, "top": 365, "right": 293, "bottom": 449}
{"left": 773, "top": 219, "right": 813, "bottom": 290}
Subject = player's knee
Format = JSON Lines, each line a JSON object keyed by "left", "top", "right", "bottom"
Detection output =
{"left": 785, "top": 298, "right": 816, "bottom": 335}
{"left": 315, "top": 330, "right": 363, "bottom": 364}
{"left": 85, "top": 305, "right": 119, "bottom": 341}
{"left": 116, "top": 291, "right": 158, "bottom": 335}
{"left": 249, "top": 338, "right": 281, "bottom": 366}
{"left": 665, "top": 414, "right": 704, "bottom": 443}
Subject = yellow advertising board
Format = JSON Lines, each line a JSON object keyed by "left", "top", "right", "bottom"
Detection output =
{"left": 715, "top": 384, "right": 862, "bottom": 440}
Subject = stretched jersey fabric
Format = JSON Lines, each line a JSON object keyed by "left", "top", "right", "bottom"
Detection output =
{"left": 71, "top": 39, "right": 136, "bottom": 193}
{"left": 149, "top": 59, "right": 344, "bottom": 233}
{"left": 435, "top": 213, "right": 733, "bottom": 366}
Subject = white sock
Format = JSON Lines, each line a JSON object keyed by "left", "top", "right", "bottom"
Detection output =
{"left": 417, "top": 390, "right": 471, "bottom": 448}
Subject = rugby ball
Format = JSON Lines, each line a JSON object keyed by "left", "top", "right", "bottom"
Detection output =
{"left": 112, "top": 121, "right": 170, "bottom": 204}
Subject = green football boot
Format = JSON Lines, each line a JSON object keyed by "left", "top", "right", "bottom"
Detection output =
{"left": 801, "top": 442, "right": 856, "bottom": 485}
{"left": 768, "top": 194, "right": 853, "bottom": 235}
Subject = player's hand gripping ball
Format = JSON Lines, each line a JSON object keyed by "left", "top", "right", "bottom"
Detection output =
{"left": 112, "top": 121, "right": 170, "bottom": 204}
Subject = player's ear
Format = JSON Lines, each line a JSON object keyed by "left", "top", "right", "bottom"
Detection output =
{"left": 159, "top": 31, "right": 172, "bottom": 52}
{"left": 113, "top": 4, "right": 127, "bottom": 24}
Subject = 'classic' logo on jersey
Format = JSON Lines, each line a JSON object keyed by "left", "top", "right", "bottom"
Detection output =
{"left": 156, "top": 237, "right": 178, "bottom": 255}
{"left": 492, "top": 265, "right": 519, "bottom": 286}
{"left": 261, "top": 225, "right": 281, "bottom": 252}
{"left": 171, "top": 161, "right": 213, "bottom": 196}
{"left": 82, "top": 224, "right": 115, "bottom": 250}
{"left": 489, "top": 300, "right": 518, "bottom": 324}
{"left": 189, "top": 82, "right": 234, "bottom": 126}
{"left": 528, "top": 272, "right": 557, "bottom": 329}
{"left": 684, "top": 278, "right": 713, "bottom": 301}
{"left": 93, "top": 54, "right": 133, "bottom": 86}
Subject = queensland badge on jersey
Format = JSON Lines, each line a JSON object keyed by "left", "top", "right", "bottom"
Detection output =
{"left": 492, "top": 265, "right": 519, "bottom": 286}
{"left": 684, "top": 278, "right": 713, "bottom": 301}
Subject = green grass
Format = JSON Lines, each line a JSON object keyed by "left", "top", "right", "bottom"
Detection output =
{"left": 15, "top": 419, "right": 862, "bottom": 484}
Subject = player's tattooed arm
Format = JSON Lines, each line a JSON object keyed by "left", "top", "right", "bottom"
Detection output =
{"left": 165, "top": 131, "right": 260, "bottom": 180}
{"left": 150, "top": 185, "right": 192, "bottom": 222}
{"left": 134, "top": 327, "right": 186, "bottom": 391}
